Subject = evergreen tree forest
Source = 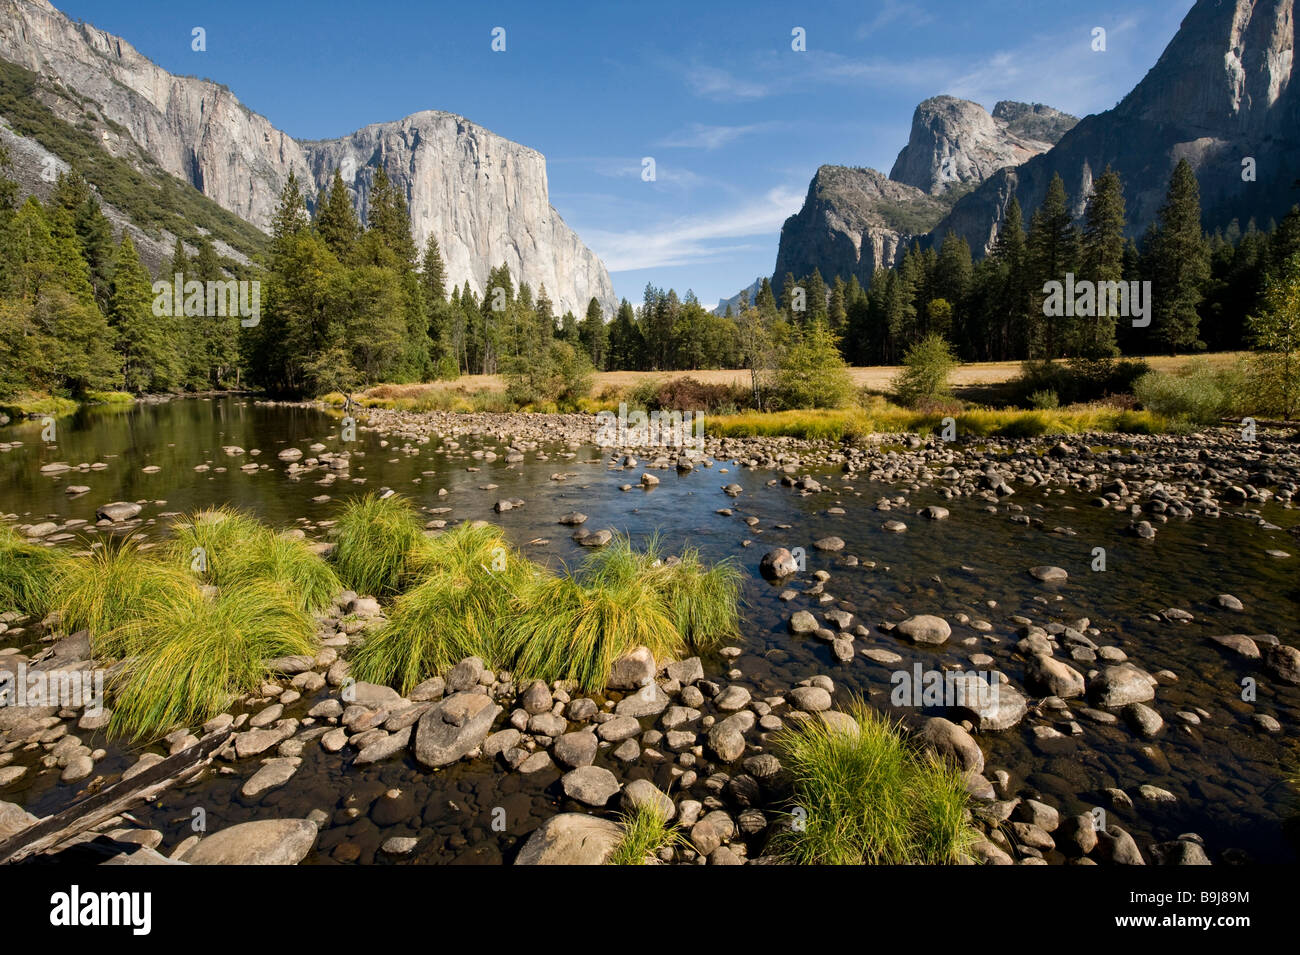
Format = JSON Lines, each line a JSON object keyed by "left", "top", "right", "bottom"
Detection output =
{"left": 2, "top": 146, "right": 1296, "bottom": 404}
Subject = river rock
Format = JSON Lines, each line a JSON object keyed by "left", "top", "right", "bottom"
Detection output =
{"left": 1210, "top": 634, "right": 1260, "bottom": 659}
{"left": 951, "top": 674, "right": 1027, "bottom": 730}
{"left": 759, "top": 548, "right": 799, "bottom": 579}
{"left": 896, "top": 614, "right": 951, "bottom": 645}
{"left": 514, "top": 813, "right": 622, "bottom": 865}
{"left": 622, "top": 778, "right": 675, "bottom": 821}
{"left": 1028, "top": 565, "right": 1068, "bottom": 582}
{"left": 96, "top": 502, "right": 142, "bottom": 522}
{"left": 1092, "top": 664, "right": 1156, "bottom": 707}
{"left": 182, "top": 819, "right": 318, "bottom": 865}
{"left": 788, "top": 685, "right": 832, "bottom": 712}
{"left": 789, "top": 611, "right": 819, "bottom": 634}
{"left": 561, "top": 766, "right": 621, "bottom": 806}
{"left": 919, "top": 717, "right": 984, "bottom": 774}
{"left": 1264, "top": 644, "right": 1300, "bottom": 684}
{"left": 1025, "top": 653, "right": 1086, "bottom": 698}
{"left": 1122, "top": 702, "right": 1164, "bottom": 737}
{"left": 241, "top": 757, "right": 302, "bottom": 797}
{"left": 414, "top": 692, "right": 502, "bottom": 768}
{"left": 608, "top": 645, "right": 656, "bottom": 689}
{"left": 552, "top": 730, "right": 598, "bottom": 768}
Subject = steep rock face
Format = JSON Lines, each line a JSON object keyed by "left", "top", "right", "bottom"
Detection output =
{"left": 0, "top": 0, "right": 617, "bottom": 316}
{"left": 936, "top": 0, "right": 1299, "bottom": 255}
{"left": 889, "top": 96, "right": 1075, "bottom": 196}
{"left": 773, "top": 166, "right": 949, "bottom": 289}
{"left": 775, "top": 98, "right": 1071, "bottom": 289}
{"left": 0, "top": 0, "right": 303, "bottom": 227}
{"left": 303, "top": 114, "right": 616, "bottom": 317}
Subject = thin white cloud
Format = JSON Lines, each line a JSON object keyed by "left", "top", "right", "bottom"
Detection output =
{"left": 657, "top": 121, "right": 784, "bottom": 150}
{"left": 856, "top": 0, "right": 935, "bottom": 38}
{"left": 585, "top": 185, "right": 805, "bottom": 272}
{"left": 684, "top": 65, "right": 769, "bottom": 101}
{"left": 677, "top": 11, "right": 1167, "bottom": 119}
{"left": 944, "top": 17, "right": 1144, "bottom": 115}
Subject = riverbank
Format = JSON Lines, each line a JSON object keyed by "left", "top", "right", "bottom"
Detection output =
{"left": 1, "top": 397, "right": 1297, "bottom": 864}
{"left": 0, "top": 390, "right": 135, "bottom": 421}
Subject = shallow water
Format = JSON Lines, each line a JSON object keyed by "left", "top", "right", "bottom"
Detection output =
{"left": 2, "top": 398, "right": 1298, "bottom": 864}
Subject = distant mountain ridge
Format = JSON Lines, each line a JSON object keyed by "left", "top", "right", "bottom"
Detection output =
{"left": 773, "top": 0, "right": 1299, "bottom": 293}
{"left": 0, "top": 0, "right": 618, "bottom": 316}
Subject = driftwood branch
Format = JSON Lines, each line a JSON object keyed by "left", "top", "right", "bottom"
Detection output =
{"left": 0, "top": 729, "right": 232, "bottom": 865}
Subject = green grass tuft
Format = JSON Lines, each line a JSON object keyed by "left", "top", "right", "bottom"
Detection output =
{"left": 51, "top": 536, "right": 198, "bottom": 657}
{"left": 0, "top": 525, "right": 67, "bottom": 616}
{"left": 168, "top": 507, "right": 340, "bottom": 612}
{"left": 332, "top": 494, "right": 433, "bottom": 597}
{"left": 353, "top": 527, "right": 742, "bottom": 695}
{"left": 107, "top": 580, "right": 316, "bottom": 740}
{"left": 772, "top": 700, "right": 978, "bottom": 865}
{"left": 607, "top": 803, "right": 685, "bottom": 865}
{"left": 350, "top": 522, "right": 536, "bottom": 693}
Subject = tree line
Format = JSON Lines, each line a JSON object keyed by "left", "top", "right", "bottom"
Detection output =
{"left": 2, "top": 146, "right": 1296, "bottom": 404}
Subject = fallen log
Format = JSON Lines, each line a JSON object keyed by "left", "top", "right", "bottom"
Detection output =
{"left": 0, "top": 729, "right": 232, "bottom": 865}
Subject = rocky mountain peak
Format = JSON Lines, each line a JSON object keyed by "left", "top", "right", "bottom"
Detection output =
{"left": 889, "top": 95, "right": 1077, "bottom": 196}
{"left": 0, "top": 0, "right": 617, "bottom": 317}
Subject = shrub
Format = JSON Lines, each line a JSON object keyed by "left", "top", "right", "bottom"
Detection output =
{"left": 504, "top": 341, "right": 593, "bottom": 409}
{"left": 1132, "top": 360, "right": 1239, "bottom": 426}
{"left": 626, "top": 377, "right": 752, "bottom": 415}
{"left": 774, "top": 320, "right": 854, "bottom": 409}
{"left": 893, "top": 334, "right": 958, "bottom": 408}
{"left": 771, "top": 701, "right": 978, "bottom": 864}
{"left": 1028, "top": 389, "right": 1059, "bottom": 410}
{"left": 1013, "top": 357, "right": 1150, "bottom": 406}
{"left": 1246, "top": 254, "right": 1300, "bottom": 419}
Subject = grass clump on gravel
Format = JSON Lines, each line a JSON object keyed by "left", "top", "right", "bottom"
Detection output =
{"left": 772, "top": 701, "right": 978, "bottom": 865}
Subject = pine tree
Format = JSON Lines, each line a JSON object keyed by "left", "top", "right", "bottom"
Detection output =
{"left": 779, "top": 272, "right": 798, "bottom": 319}
{"left": 755, "top": 277, "right": 777, "bottom": 317}
{"left": 1026, "top": 174, "right": 1079, "bottom": 359}
{"left": 270, "top": 171, "right": 310, "bottom": 252}
{"left": 1077, "top": 166, "right": 1126, "bottom": 358}
{"left": 805, "top": 268, "right": 828, "bottom": 325}
{"left": 53, "top": 172, "right": 115, "bottom": 312}
{"left": 989, "top": 197, "right": 1029, "bottom": 357}
{"left": 829, "top": 276, "right": 848, "bottom": 332}
{"left": 111, "top": 236, "right": 181, "bottom": 392}
{"left": 315, "top": 169, "right": 360, "bottom": 261}
{"left": 364, "top": 167, "right": 418, "bottom": 268}
{"left": 420, "top": 234, "right": 447, "bottom": 304}
{"left": 579, "top": 297, "right": 608, "bottom": 369}
{"left": 1147, "top": 159, "right": 1209, "bottom": 352}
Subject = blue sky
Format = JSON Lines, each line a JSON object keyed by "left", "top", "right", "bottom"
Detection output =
{"left": 58, "top": 0, "right": 1194, "bottom": 310}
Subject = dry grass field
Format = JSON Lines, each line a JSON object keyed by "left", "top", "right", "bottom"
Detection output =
{"left": 356, "top": 353, "right": 1250, "bottom": 401}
